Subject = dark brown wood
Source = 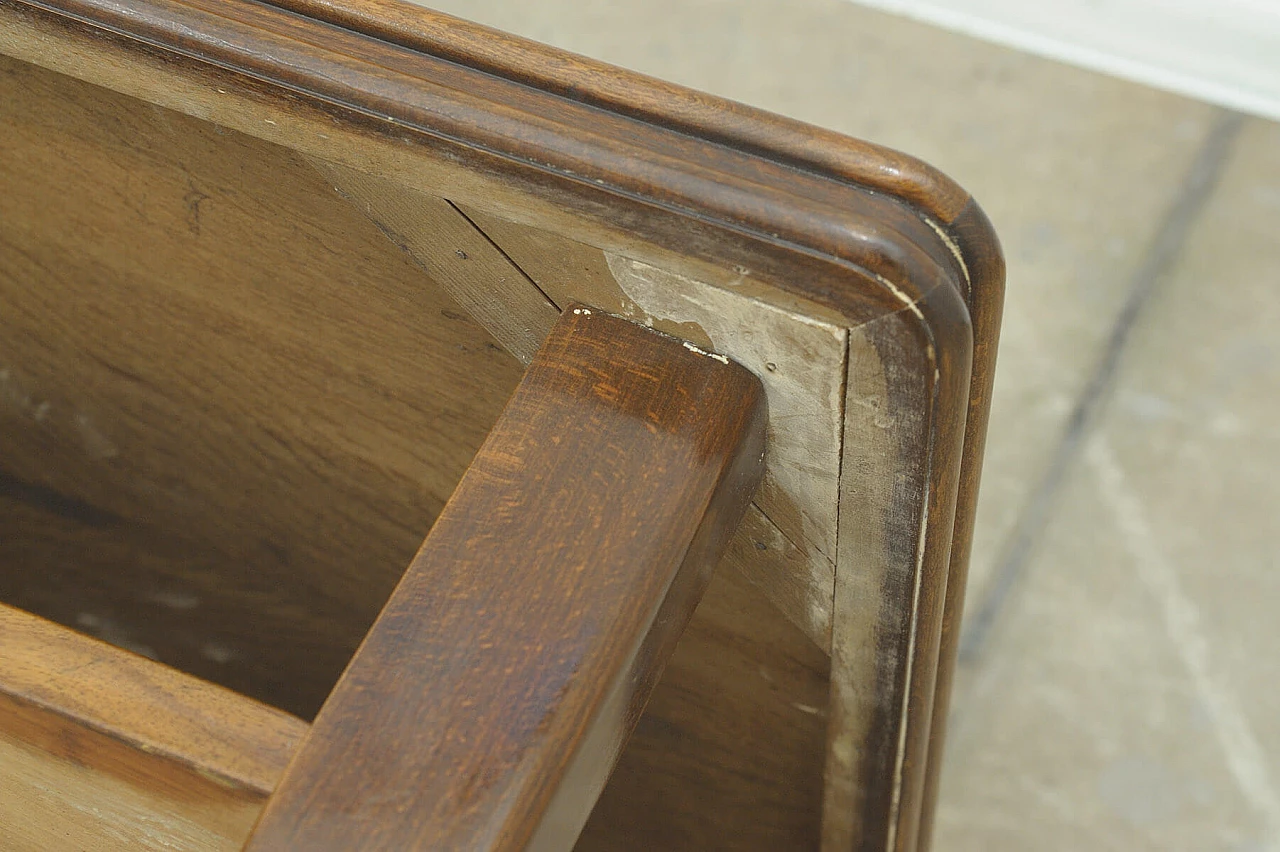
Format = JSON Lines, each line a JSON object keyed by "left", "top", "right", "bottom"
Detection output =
{"left": 917, "top": 202, "right": 1006, "bottom": 851}
{"left": 246, "top": 307, "right": 767, "bottom": 851}
{"left": 0, "top": 603, "right": 308, "bottom": 850}
{"left": 271, "top": 0, "right": 975, "bottom": 222}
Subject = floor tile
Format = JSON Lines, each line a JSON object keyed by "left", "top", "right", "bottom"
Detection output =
{"left": 937, "top": 457, "right": 1269, "bottom": 850}
{"left": 937, "top": 116, "right": 1280, "bottom": 851}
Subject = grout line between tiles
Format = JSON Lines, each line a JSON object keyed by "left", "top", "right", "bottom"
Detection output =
{"left": 1086, "top": 437, "right": 1280, "bottom": 841}
{"left": 953, "top": 109, "right": 1245, "bottom": 672}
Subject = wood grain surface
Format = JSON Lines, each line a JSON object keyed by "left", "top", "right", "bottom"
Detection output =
{"left": 0, "top": 1, "right": 1007, "bottom": 844}
{"left": 0, "top": 55, "right": 523, "bottom": 718}
{"left": 0, "top": 604, "right": 307, "bottom": 850}
{"left": 246, "top": 307, "right": 767, "bottom": 851}
{"left": 579, "top": 564, "right": 830, "bottom": 851}
{"left": 0, "top": 61, "right": 832, "bottom": 849}
{"left": 916, "top": 204, "right": 1006, "bottom": 852}
{"left": 0, "top": 0, "right": 969, "bottom": 324}
{"left": 455, "top": 208, "right": 845, "bottom": 650}
{"left": 312, "top": 160, "right": 561, "bottom": 365}
{"left": 824, "top": 291, "right": 973, "bottom": 852}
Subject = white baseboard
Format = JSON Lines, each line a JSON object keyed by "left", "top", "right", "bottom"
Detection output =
{"left": 845, "top": 0, "right": 1280, "bottom": 120}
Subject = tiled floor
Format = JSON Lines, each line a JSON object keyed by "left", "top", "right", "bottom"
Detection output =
{"left": 423, "top": 0, "right": 1279, "bottom": 847}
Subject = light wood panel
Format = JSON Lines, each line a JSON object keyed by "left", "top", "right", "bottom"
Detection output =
{"left": 825, "top": 295, "right": 973, "bottom": 851}
{"left": 0, "top": 604, "right": 307, "bottom": 851}
{"left": 310, "top": 161, "right": 561, "bottom": 364}
{"left": 0, "top": 55, "right": 524, "bottom": 717}
{"left": 580, "top": 564, "right": 830, "bottom": 851}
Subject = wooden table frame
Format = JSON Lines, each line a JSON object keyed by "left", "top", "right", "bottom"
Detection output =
{"left": 0, "top": 0, "right": 1004, "bottom": 848}
{"left": 2, "top": 308, "right": 768, "bottom": 850}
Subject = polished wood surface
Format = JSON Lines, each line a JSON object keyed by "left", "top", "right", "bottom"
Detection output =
{"left": 917, "top": 201, "right": 1006, "bottom": 852}
{"left": 0, "top": 604, "right": 307, "bottom": 850}
{"left": 246, "top": 307, "right": 767, "bottom": 850}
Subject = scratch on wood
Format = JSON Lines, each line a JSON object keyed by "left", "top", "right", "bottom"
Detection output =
{"left": 871, "top": 271, "right": 925, "bottom": 323}
{"left": 920, "top": 215, "right": 970, "bottom": 290}
{"left": 681, "top": 340, "right": 730, "bottom": 365}
{"left": 183, "top": 180, "right": 209, "bottom": 236}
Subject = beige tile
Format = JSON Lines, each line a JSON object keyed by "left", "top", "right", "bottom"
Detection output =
{"left": 937, "top": 117, "right": 1280, "bottom": 850}
{"left": 1100, "top": 121, "right": 1280, "bottom": 751}
{"left": 937, "top": 465, "right": 1267, "bottom": 850}
{"left": 419, "top": 0, "right": 1222, "bottom": 600}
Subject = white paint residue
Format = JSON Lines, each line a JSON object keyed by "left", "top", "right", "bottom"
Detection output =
{"left": 75, "top": 413, "right": 119, "bottom": 460}
{"left": 680, "top": 340, "right": 730, "bottom": 364}
{"left": 571, "top": 307, "right": 592, "bottom": 315}
{"left": 0, "top": 365, "right": 51, "bottom": 424}
{"left": 200, "top": 642, "right": 237, "bottom": 664}
{"left": 1088, "top": 437, "right": 1280, "bottom": 845}
{"left": 75, "top": 613, "right": 158, "bottom": 660}
{"left": 605, "top": 253, "right": 846, "bottom": 564}
{"left": 921, "top": 215, "right": 971, "bottom": 289}
{"left": 871, "top": 271, "right": 925, "bottom": 322}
